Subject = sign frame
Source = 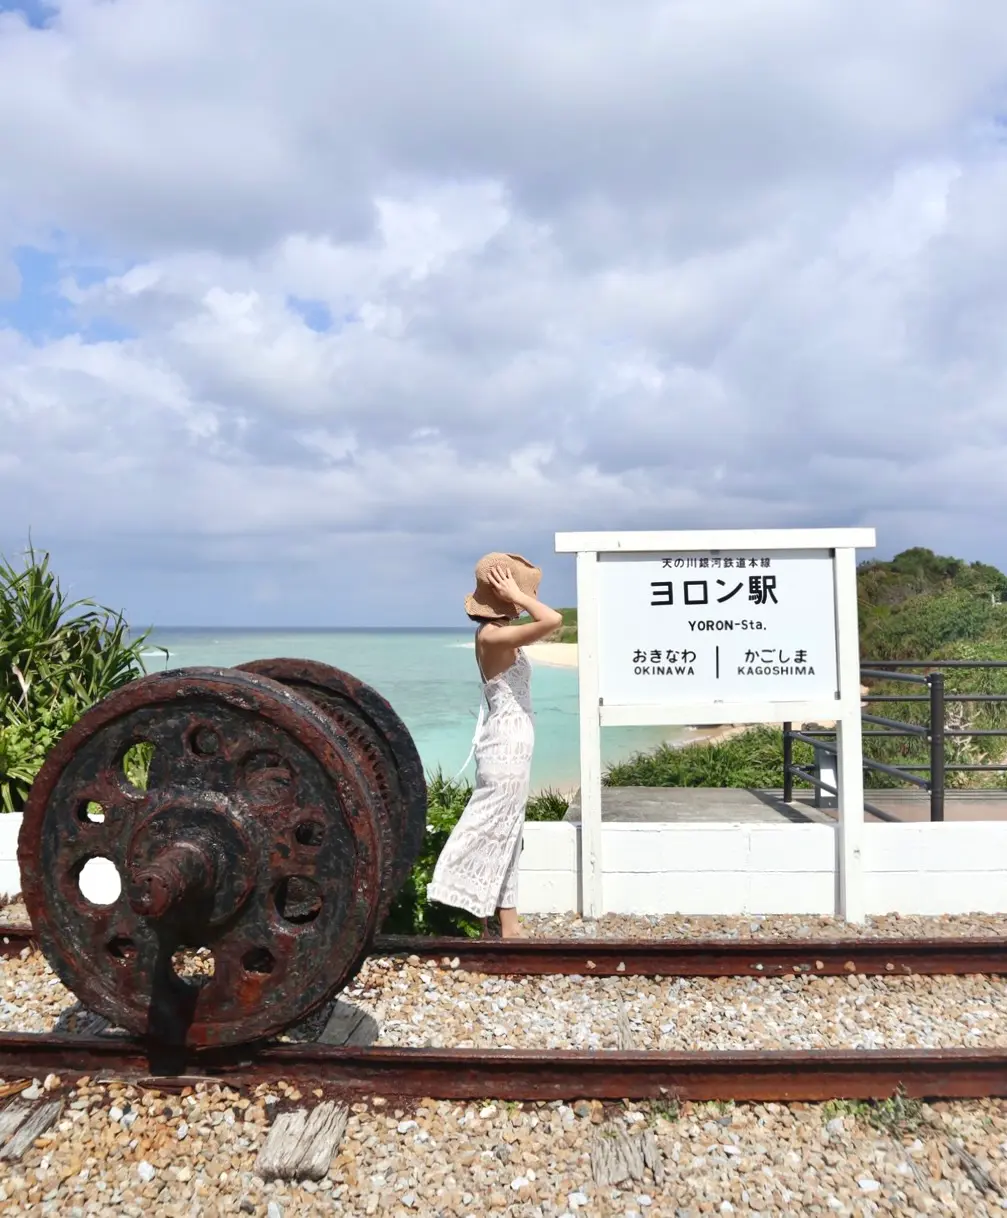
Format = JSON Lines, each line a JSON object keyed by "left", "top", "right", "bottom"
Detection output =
{"left": 555, "top": 528, "right": 876, "bottom": 922}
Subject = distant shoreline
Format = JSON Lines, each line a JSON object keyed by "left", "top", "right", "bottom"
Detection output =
{"left": 523, "top": 642, "right": 747, "bottom": 788}
{"left": 525, "top": 642, "right": 579, "bottom": 669}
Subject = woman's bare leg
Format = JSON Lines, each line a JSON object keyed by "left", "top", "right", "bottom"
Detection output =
{"left": 497, "top": 906, "right": 527, "bottom": 938}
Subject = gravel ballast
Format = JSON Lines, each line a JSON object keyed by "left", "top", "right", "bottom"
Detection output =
{"left": 2, "top": 909, "right": 1007, "bottom": 1213}
{"left": 342, "top": 961, "right": 1007, "bottom": 1052}
{"left": 6, "top": 931, "right": 1007, "bottom": 1051}
{"left": 0, "top": 1080, "right": 1005, "bottom": 1216}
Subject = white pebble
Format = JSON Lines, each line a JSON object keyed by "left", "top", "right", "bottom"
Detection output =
{"left": 568, "top": 1192, "right": 589, "bottom": 1208}
{"left": 267, "top": 1203, "right": 283, "bottom": 1218}
{"left": 858, "top": 1178, "right": 880, "bottom": 1192}
{"left": 137, "top": 1161, "right": 156, "bottom": 1184}
{"left": 397, "top": 1120, "right": 418, "bottom": 1134}
{"left": 511, "top": 1176, "right": 530, "bottom": 1191}
{"left": 177, "top": 1122, "right": 189, "bottom": 1140}
{"left": 108, "top": 1107, "right": 124, "bottom": 1124}
{"left": 480, "top": 1106, "right": 497, "bottom": 1118}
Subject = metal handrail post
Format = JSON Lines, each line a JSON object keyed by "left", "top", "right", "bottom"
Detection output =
{"left": 928, "top": 672, "right": 946, "bottom": 822}
{"left": 783, "top": 722, "right": 793, "bottom": 802}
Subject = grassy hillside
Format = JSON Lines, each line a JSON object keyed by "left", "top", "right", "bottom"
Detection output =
{"left": 859, "top": 547, "right": 1007, "bottom": 660}
{"left": 517, "top": 606, "right": 578, "bottom": 642}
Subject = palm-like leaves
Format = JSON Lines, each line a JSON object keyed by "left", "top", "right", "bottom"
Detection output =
{"left": 0, "top": 543, "right": 150, "bottom": 812}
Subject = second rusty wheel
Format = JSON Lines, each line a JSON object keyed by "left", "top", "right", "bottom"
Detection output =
{"left": 238, "top": 658, "right": 427, "bottom": 921}
{"left": 17, "top": 667, "right": 384, "bottom": 1048}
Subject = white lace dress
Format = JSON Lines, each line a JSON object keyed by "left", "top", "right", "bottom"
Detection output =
{"left": 427, "top": 632, "right": 535, "bottom": 917}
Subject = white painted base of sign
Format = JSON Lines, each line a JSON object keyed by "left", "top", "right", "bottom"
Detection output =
{"left": 516, "top": 821, "right": 1007, "bottom": 918}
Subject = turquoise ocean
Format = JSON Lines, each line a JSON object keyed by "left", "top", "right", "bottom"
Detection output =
{"left": 141, "top": 629, "right": 686, "bottom": 792}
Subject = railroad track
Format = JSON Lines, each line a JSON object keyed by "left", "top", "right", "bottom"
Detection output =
{"left": 0, "top": 1035, "right": 1005, "bottom": 1103}
{"left": 4, "top": 663, "right": 1006, "bottom": 1115}
{"left": 3, "top": 922, "right": 1007, "bottom": 1101}
{"left": 6, "top": 923, "right": 1007, "bottom": 976}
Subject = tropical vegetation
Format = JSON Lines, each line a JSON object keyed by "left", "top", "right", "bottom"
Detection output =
{"left": 0, "top": 545, "right": 151, "bottom": 813}
{"left": 606, "top": 726, "right": 814, "bottom": 789}
{"left": 858, "top": 546, "right": 1007, "bottom": 660}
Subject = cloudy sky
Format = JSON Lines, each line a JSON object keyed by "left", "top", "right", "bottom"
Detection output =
{"left": 3, "top": 1, "right": 1007, "bottom": 627}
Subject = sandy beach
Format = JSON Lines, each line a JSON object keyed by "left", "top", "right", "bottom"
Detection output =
{"left": 524, "top": 641, "right": 578, "bottom": 669}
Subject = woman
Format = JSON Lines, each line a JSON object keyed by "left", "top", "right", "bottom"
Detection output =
{"left": 427, "top": 552, "right": 563, "bottom": 938}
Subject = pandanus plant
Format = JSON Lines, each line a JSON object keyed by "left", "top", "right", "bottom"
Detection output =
{"left": 0, "top": 543, "right": 152, "bottom": 812}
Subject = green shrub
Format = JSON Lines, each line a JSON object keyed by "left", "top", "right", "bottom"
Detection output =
{"left": 382, "top": 772, "right": 569, "bottom": 936}
{"left": 0, "top": 544, "right": 151, "bottom": 812}
{"left": 604, "top": 727, "right": 815, "bottom": 789}
{"left": 858, "top": 547, "right": 1007, "bottom": 659}
{"left": 859, "top": 638, "right": 1007, "bottom": 790}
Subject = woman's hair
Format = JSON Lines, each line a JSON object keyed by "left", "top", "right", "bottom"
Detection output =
{"left": 467, "top": 612, "right": 509, "bottom": 624}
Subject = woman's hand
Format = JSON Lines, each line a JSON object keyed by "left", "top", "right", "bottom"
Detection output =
{"left": 486, "top": 564, "right": 525, "bottom": 607}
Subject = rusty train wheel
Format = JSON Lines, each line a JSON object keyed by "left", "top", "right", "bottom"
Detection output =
{"left": 17, "top": 668, "right": 382, "bottom": 1049}
{"left": 237, "top": 658, "right": 427, "bottom": 922}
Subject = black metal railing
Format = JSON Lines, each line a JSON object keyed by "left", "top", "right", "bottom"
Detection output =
{"left": 783, "top": 661, "right": 1007, "bottom": 822}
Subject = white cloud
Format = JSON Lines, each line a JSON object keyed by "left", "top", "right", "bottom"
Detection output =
{"left": 3, "top": 0, "right": 1007, "bottom": 623}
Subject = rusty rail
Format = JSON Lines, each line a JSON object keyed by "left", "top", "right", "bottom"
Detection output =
{"left": 6, "top": 924, "right": 1007, "bottom": 976}
{"left": 371, "top": 934, "right": 1007, "bottom": 977}
{"left": 5, "top": 926, "right": 1007, "bottom": 1100}
{"left": 0, "top": 1034, "right": 1005, "bottom": 1102}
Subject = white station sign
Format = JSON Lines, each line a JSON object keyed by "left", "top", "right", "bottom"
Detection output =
{"left": 597, "top": 548, "right": 839, "bottom": 705}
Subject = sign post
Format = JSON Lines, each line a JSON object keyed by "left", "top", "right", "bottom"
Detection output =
{"left": 555, "top": 528, "right": 876, "bottom": 921}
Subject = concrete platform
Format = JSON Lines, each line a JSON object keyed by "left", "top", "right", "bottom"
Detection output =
{"left": 563, "top": 787, "right": 1007, "bottom": 825}
{"left": 564, "top": 786, "right": 828, "bottom": 824}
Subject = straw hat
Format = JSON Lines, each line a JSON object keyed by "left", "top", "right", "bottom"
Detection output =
{"left": 464, "top": 552, "right": 541, "bottom": 620}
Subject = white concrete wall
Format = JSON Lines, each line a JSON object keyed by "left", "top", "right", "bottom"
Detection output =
{"left": 517, "top": 821, "right": 581, "bottom": 913}
{"left": 0, "top": 815, "right": 21, "bottom": 901}
{"left": 520, "top": 821, "right": 836, "bottom": 915}
{"left": 520, "top": 819, "right": 1007, "bottom": 918}
{"left": 5, "top": 813, "right": 1007, "bottom": 919}
{"left": 861, "top": 822, "right": 1007, "bottom": 916}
